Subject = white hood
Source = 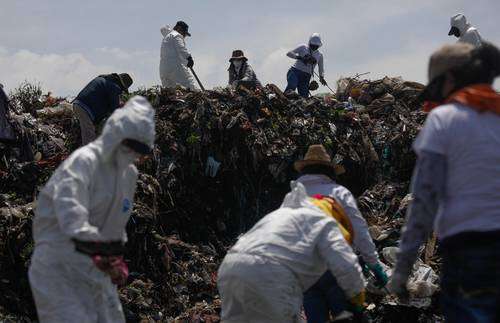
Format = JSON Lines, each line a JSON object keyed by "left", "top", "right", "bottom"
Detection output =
{"left": 93, "top": 95, "right": 156, "bottom": 162}
{"left": 161, "top": 25, "right": 172, "bottom": 37}
{"left": 451, "top": 13, "right": 469, "bottom": 34}
{"left": 309, "top": 33, "right": 323, "bottom": 47}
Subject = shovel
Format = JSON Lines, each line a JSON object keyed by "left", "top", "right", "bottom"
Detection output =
{"left": 189, "top": 67, "right": 205, "bottom": 91}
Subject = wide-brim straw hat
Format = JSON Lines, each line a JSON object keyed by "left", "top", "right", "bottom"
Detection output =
{"left": 229, "top": 49, "right": 248, "bottom": 62}
{"left": 294, "top": 144, "right": 345, "bottom": 175}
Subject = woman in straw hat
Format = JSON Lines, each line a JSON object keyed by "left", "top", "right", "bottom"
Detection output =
{"left": 228, "top": 49, "right": 261, "bottom": 90}
{"left": 294, "top": 144, "right": 388, "bottom": 322}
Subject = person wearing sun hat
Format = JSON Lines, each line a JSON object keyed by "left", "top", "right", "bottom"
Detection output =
{"left": 294, "top": 144, "right": 387, "bottom": 322}
{"left": 389, "top": 42, "right": 500, "bottom": 322}
{"left": 228, "top": 49, "right": 261, "bottom": 90}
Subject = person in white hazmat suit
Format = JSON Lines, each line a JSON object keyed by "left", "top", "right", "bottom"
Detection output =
{"left": 28, "top": 96, "right": 156, "bottom": 323}
{"left": 217, "top": 182, "right": 366, "bottom": 323}
{"left": 159, "top": 21, "right": 196, "bottom": 89}
{"left": 448, "top": 13, "right": 482, "bottom": 47}
{"left": 294, "top": 145, "right": 388, "bottom": 322}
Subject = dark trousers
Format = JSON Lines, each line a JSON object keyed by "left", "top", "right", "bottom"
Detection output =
{"left": 303, "top": 271, "right": 348, "bottom": 323}
{"left": 285, "top": 67, "right": 311, "bottom": 98}
{"left": 440, "top": 234, "right": 500, "bottom": 323}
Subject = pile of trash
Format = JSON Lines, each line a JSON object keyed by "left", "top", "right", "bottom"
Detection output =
{"left": 0, "top": 76, "right": 443, "bottom": 322}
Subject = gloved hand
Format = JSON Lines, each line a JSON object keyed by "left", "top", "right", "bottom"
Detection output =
{"left": 348, "top": 291, "right": 366, "bottom": 314}
{"left": 387, "top": 271, "right": 410, "bottom": 299}
{"left": 320, "top": 76, "right": 328, "bottom": 86}
{"left": 92, "top": 255, "right": 129, "bottom": 286}
{"left": 366, "top": 262, "right": 389, "bottom": 288}
{"left": 187, "top": 56, "right": 194, "bottom": 68}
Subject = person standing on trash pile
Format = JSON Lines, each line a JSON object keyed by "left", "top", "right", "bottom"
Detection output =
{"left": 73, "top": 73, "right": 133, "bottom": 146}
{"left": 388, "top": 42, "right": 500, "bottom": 323}
{"left": 159, "top": 21, "right": 196, "bottom": 90}
{"left": 448, "top": 13, "right": 482, "bottom": 47}
{"left": 295, "top": 144, "right": 388, "bottom": 322}
{"left": 284, "top": 33, "right": 327, "bottom": 98}
{"left": 28, "top": 96, "right": 155, "bottom": 323}
{"left": 228, "top": 50, "right": 262, "bottom": 90}
{"left": 217, "top": 181, "right": 367, "bottom": 323}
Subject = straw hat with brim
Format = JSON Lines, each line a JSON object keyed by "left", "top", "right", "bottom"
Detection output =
{"left": 419, "top": 43, "right": 474, "bottom": 101}
{"left": 229, "top": 50, "right": 248, "bottom": 62}
{"left": 294, "top": 144, "right": 345, "bottom": 175}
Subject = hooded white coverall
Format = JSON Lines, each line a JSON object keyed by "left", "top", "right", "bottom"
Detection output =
{"left": 450, "top": 14, "right": 482, "bottom": 47}
{"left": 28, "top": 96, "right": 156, "bottom": 323}
{"left": 159, "top": 26, "right": 196, "bottom": 89}
{"left": 217, "top": 182, "right": 365, "bottom": 323}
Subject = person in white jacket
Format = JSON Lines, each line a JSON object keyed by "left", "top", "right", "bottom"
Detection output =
{"left": 294, "top": 144, "right": 387, "bottom": 322}
{"left": 159, "top": 21, "right": 196, "bottom": 89}
{"left": 217, "top": 182, "right": 366, "bottom": 323}
{"left": 285, "top": 33, "right": 327, "bottom": 98}
{"left": 448, "top": 14, "right": 482, "bottom": 47}
{"left": 28, "top": 96, "right": 156, "bottom": 323}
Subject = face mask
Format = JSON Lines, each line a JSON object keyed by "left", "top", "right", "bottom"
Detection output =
{"left": 233, "top": 60, "right": 243, "bottom": 69}
{"left": 309, "top": 44, "right": 319, "bottom": 51}
{"left": 115, "top": 144, "right": 141, "bottom": 168}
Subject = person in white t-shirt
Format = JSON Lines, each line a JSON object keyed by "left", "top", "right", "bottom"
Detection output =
{"left": 388, "top": 42, "right": 500, "bottom": 322}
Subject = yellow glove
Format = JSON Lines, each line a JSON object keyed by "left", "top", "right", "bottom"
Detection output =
{"left": 348, "top": 291, "right": 366, "bottom": 313}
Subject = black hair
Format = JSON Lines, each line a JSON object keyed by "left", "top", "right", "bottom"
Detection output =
{"left": 300, "top": 164, "right": 337, "bottom": 181}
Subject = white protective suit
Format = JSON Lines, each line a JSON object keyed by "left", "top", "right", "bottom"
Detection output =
{"left": 28, "top": 96, "right": 155, "bottom": 323}
{"left": 450, "top": 14, "right": 482, "bottom": 47}
{"left": 217, "top": 182, "right": 365, "bottom": 323}
{"left": 296, "top": 174, "right": 379, "bottom": 265}
{"left": 159, "top": 25, "right": 196, "bottom": 89}
{"left": 287, "top": 33, "right": 325, "bottom": 77}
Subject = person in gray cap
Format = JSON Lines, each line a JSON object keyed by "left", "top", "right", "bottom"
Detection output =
{"left": 159, "top": 21, "right": 196, "bottom": 89}
{"left": 448, "top": 13, "right": 482, "bottom": 47}
{"left": 73, "top": 73, "right": 133, "bottom": 146}
{"left": 389, "top": 42, "right": 500, "bottom": 322}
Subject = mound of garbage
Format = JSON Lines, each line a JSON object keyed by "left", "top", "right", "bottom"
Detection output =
{"left": 0, "top": 77, "right": 443, "bottom": 322}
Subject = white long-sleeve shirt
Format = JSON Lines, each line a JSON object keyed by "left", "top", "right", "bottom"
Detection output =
{"left": 287, "top": 45, "right": 324, "bottom": 77}
{"left": 296, "top": 174, "right": 379, "bottom": 265}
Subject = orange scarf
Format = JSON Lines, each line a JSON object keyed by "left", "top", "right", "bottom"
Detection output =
{"left": 424, "top": 84, "right": 500, "bottom": 115}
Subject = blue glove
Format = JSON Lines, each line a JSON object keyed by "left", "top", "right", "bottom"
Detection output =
{"left": 367, "top": 263, "right": 389, "bottom": 288}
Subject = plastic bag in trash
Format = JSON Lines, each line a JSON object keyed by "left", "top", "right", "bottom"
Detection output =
{"left": 205, "top": 156, "right": 221, "bottom": 177}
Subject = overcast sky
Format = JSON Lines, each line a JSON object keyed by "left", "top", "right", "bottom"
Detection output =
{"left": 0, "top": 0, "right": 499, "bottom": 96}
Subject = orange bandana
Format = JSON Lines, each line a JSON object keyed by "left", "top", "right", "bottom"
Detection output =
{"left": 424, "top": 84, "right": 500, "bottom": 115}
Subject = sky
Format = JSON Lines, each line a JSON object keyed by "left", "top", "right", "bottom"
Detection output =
{"left": 0, "top": 0, "right": 499, "bottom": 96}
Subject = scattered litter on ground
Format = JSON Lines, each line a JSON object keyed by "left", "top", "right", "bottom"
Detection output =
{"left": 0, "top": 77, "right": 442, "bottom": 322}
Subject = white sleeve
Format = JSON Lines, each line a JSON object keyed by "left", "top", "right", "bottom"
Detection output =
{"left": 338, "top": 189, "right": 379, "bottom": 264}
{"left": 52, "top": 157, "right": 102, "bottom": 241}
{"left": 317, "top": 218, "right": 366, "bottom": 298}
{"left": 413, "top": 109, "right": 448, "bottom": 156}
{"left": 318, "top": 54, "right": 324, "bottom": 77}
{"left": 174, "top": 34, "right": 191, "bottom": 60}
{"left": 287, "top": 46, "right": 302, "bottom": 59}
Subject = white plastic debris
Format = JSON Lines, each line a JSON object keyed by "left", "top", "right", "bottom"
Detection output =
{"left": 205, "top": 156, "right": 221, "bottom": 177}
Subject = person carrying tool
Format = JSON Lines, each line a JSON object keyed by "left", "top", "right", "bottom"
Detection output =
{"left": 228, "top": 50, "right": 262, "bottom": 90}
{"left": 217, "top": 182, "right": 367, "bottom": 323}
{"left": 295, "top": 144, "right": 388, "bottom": 322}
{"left": 28, "top": 96, "right": 156, "bottom": 323}
{"left": 159, "top": 21, "right": 196, "bottom": 90}
{"left": 285, "top": 33, "right": 327, "bottom": 98}
{"left": 448, "top": 13, "right": 482, "bottom": 47}
{"left": 73, "top": 73, "right": 133, "bottom": 146}
{"left": 388, "top": 42, "right": 500, "bottom": 323}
